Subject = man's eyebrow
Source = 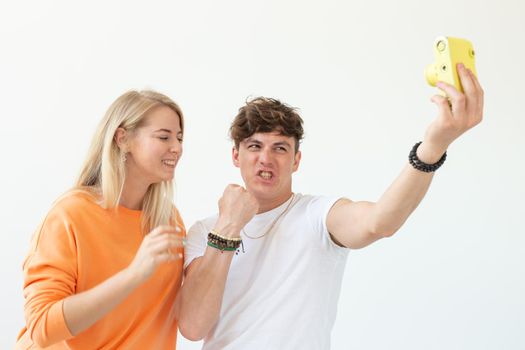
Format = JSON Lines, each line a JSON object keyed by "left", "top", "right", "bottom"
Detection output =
{"left": 273, "top": 141, "right": 291, "bottom": 148}
{"left": 243, "top": 138, "right": 262, "bottom": 144}
{"left": 242, "top": 138, "right": 291, "bottom": 148}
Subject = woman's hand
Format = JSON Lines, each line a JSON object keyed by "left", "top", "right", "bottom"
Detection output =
{"left": 127, "top": 225, "right": 184, "bottom": 284}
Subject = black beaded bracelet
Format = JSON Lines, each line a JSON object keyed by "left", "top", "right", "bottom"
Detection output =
{"left": 408, "top": 141, "right": 447, "bottom": 173}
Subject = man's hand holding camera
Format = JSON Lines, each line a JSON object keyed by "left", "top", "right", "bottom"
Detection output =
{"left": 418, "top": 62, "right": 484, "bottom": 164}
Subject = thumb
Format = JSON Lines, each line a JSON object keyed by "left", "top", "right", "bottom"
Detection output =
{"left": 431, "top": 95, "right": 452, "bottom": 119}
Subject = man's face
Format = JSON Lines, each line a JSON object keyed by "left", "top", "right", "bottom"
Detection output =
{"left": 232, "top": 131, "right": 301, "bottom": 204}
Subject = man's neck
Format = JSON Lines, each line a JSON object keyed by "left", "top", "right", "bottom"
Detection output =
{"left": 256, "top": 191, "right": 294, "bottom": 214}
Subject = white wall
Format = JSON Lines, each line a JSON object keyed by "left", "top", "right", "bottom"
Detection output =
{"left": 1, "top": 0, "right": 524, "bottom": 349}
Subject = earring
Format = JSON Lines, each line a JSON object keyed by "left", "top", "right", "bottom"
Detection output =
{"left": 122, "top": 151, "right": 128, "bottom": 162}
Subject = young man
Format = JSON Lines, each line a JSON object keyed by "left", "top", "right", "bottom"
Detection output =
{"left": 176, "top": 64, "right": 484, "bottom": 349}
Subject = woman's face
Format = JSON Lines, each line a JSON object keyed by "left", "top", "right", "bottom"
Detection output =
{"left": 125, "top": 105, "right": 183, "bottom": 185}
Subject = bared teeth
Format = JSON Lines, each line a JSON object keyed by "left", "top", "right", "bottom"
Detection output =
{"left": 163, "top": 160, "right": 176, "bottom": 166}
{"left": 260, "top": 171, "right": 272, "bottom": 179}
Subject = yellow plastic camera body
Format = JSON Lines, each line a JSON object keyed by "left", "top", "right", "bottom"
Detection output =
{"left": 425, "top": 36, "right": 477, "bottom": 95}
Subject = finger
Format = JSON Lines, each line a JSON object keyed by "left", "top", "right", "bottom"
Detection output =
{"left": 147, "top": 225, "right": 178, "bottom": 237}
{"left": 469, "top": 68, "right": 483, "bottom": 93}
{"left": 226, "top": 184, "right": 241, "bottom": 192}
{"left": 222, "top": 185, "right": 237, "bottom": 198}
{"left": 430, "top": 95, "right": 453, "bottom": 119}
{"left": 156, "top": 225, "right": 178, "bottom": 233}
{"left": 436, "top": 80, "right": 462, "bottom": 102}
{"left": 232, "top": 184, "right": 248, "bottom": 192}
{"left": 140, "top": 236, "right": 184, "bottom": 260}
{"left": 147, "top": 235, "right": 186, "bottom": 252}
{"left": 436, "top": 81, "right": 466, "bottom": 115}
{"left": 142, "top": 234, "right": 184, "bottom": 253}
{"left": 468, "top": 70, "right": 484, "bottom": 117}
{"left": 456, "top": 63, "right": 476, "bottom": 97}
{"left": 458, "top": 66, "right": 481, "bottom": 118}
{"left": 155, "top": 251, "right": 184, "bottom": 264}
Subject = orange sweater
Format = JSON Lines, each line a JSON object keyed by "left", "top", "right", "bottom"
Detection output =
{"left": 16, "top": 191, "right": 185, "bottom": 349}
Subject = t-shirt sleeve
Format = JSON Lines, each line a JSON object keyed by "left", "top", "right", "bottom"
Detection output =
{"left": 183, "top": 219, "right": 210, "bottom": 270}
{"left": 306, "top": 195, "right": 347, "bottom": 250}
{"left": 22, "top": 206, "right": 77, "bottom": 347}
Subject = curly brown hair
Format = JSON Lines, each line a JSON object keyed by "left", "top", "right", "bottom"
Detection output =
{"left": 229, "top": 97, "right": 304, "bottom": 153}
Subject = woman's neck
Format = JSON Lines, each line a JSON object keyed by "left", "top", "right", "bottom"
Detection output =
{"left": 119, "top": 177, "right": 150, "bottom": 210}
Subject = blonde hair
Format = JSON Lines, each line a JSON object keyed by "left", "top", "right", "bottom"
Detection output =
{"left": 75, "top": 90, "right": 184, "bottom": 233}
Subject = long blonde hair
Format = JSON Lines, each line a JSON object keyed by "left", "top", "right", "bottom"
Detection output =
{"left": 75, "top": 90, "right": 184, "bottom": 233}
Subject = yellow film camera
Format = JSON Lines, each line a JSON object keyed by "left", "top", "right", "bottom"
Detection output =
{"left": 425, "top": 36, "right": 477, "bottom": 95}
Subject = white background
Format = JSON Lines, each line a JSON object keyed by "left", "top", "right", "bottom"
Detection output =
{"left": 1, "top": 0, "right": 524, "bottom": 349}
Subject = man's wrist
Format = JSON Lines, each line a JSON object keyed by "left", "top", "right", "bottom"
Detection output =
{"left": 409, "top": 141, "right": 447, "bottom": 173}
{"left": 213, "top": 219, "right": 241, "bottom": 239}
{"left": 416, "top": 141, "right": 448, "bottom": 164}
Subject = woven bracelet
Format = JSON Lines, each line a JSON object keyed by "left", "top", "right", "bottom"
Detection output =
{"left": 207, "top": 231, "right": 243, "bottom": 254}
{"left": 207, "top": 241, "right": 238, "bottom": 251}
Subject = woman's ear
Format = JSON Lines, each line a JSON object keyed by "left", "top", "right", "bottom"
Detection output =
{"left": 114, "top": 127, "right": 128, "bottom": 150}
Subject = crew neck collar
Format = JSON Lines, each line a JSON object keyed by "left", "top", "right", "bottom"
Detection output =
{"left": 252, "top": 193, "right": 301, "bottom": 221}
{"left": 116, "top": 204, "right": 143, "bottom": 218}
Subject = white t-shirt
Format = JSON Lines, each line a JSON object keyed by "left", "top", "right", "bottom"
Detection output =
{"left": 184, "top": 193, "right": 349, "bottom": 350}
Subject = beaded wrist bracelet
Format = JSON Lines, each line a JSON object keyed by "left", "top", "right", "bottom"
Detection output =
{"left": 207, "top": 230, "right": 243, "bottom": 254}
{"left": 408, "top": 141, "right": 447, "bottom": 173}
{"left": 207, "top": 241, "right": 238, "bottom": 251}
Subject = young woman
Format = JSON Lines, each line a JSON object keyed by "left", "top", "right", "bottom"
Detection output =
{"left": 16, "top": 90, "right": 186, "bottom": 349}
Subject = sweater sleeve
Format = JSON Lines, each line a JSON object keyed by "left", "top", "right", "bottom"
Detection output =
{"left": 22, "top": 206, "right": 77, "bottom": 347}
